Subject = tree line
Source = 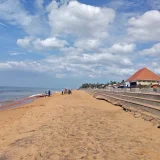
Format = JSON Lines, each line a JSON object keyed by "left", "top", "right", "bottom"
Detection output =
{"left": 80, "top": 80, "right": 125, "bottom": 89}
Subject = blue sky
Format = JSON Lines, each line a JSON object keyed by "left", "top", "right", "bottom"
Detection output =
{"left": 0, "top": 0, "right": 160, "bottom": 88}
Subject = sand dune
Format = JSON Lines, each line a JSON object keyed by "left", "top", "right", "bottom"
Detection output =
{"left": 0, "top": 90, "right": 160, "bottom": 160}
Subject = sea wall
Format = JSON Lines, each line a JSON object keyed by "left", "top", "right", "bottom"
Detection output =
{"left": 106, "top": 87, "right": 160, "bottom": 93}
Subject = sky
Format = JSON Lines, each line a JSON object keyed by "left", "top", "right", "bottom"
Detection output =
{"left": 0, "top": 0, "right": 160, "bottom": 88}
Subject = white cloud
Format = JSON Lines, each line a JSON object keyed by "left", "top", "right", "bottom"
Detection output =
{"left": 152, "top": 62, "right": 158, "bottom": 67}
{"left": 47, "top": 0, "right": 115, "bottom": 38}
{"left": 17, "top": 37, "right": 68, "bottom": 50}
{"left": 60, "top": 47, "right": 83, "bottom": 55}
{"left": 0, "top": 61, "right": 52, "bottom": 73}
{"left": 74, "top": 39, "right": 101, "bottom": 50}
{"left": 146, "top": 61, "right": 160, "bottom": 75}
{"left": 0, "top": 45, "right": 133, "bottom": 79}
{"left": 0, "top": 62, "right": 12, "bottom": 70}
{"left": 119, "top": 68, "right": 135, "bottom": 75}
{"left": 17, "top": 37, "right": 33, "bottom": 48}
{"left": 72, "top": 52, "right": 132, "bottom": 66}
{"left": 33, "top": 37, "right": 69, "bottom": 50}
{"left": 2, "top": 0, "right": 157, "bottom": 82}
{"left": 0, "top": 0, "right": 48, "bottom": 35}
{"left": 128, "top": 10, "right": 160, "bottom": 41}
{"left": 109, "top": 43, "right": 136, "bottom": 53}
{"left": 140, "top": 43, "right": 160, "bottom": 56}
{"left": 0, "top": 44, "right": 134, "bottom": 79}
{"left": 0, "top": 0, "right": 32, "bottom": 26}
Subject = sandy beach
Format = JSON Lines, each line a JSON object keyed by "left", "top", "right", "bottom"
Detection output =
{"left": 0, "top": 90, "right": 160, "bottom": 160}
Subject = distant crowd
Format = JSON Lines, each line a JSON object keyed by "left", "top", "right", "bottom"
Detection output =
{"left": 62, "top": 88, "right": 72, "bottom": 95}
{"left": 44, "top": 89, "right": 72, "bottom": 97}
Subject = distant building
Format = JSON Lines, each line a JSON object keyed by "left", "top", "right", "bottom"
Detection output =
{"left": 126, "top": 68, "right": 160, "bottom": 88}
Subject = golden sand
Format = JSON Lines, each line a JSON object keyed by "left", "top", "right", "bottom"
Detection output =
{"left": 0, "top": 90, "right": 160, "bottom": 160}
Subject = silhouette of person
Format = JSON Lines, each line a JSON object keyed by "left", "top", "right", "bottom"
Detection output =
{"left": 48, "top": 90, "right": 51, "bottom": 97}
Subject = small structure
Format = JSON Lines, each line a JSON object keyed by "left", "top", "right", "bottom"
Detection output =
{"left": 113, "top": 84, "right": 118, "bottom": 88}
{"left": 126, "top": 68, "right": 160, "bottom": 88}
{"left": 105, "top": 84, "right": 113, "bottom": 90}
{"left": 118, "top": 84, "right": 126, "bottom": 88}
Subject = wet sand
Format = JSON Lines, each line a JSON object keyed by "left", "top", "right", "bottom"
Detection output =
{"left": 0, "top": 90, "right": 160, "bottom": 160}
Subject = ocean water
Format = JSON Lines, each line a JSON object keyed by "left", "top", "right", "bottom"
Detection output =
{"left": 0, "top": 86, "right": 59, "bottom": 104}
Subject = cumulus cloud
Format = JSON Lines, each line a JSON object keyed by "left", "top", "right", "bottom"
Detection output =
{"left": 74, "top": 39, "right": 101, "bottom": 50}
{"left": 0, "top": 0, "right": 48, "bottom": 35}
{"left": 128, "top": 10, "right": 160, "bottom": 41}
{"left": 60, "top": 47, "right": 83, "bottom": 55}
{"left": 0, "top": 47, "right": 133, "bottom": 79}
{"left": 140, "top": 43, "right": 160, "bottom": 56}
{"left": 17, "top": 37, "right": 33, "bottom": 48}
{"left": 17, "top": 37, "right": 68, "bottom": 50}
{"left": 0, "top": 0, "right": 31, "bottom": 26}
{"left": 47, "top": 0, "right": 115, "bottom": 38}
{"left": 2, "top": 0, "right": 159, "bottom": 82}
{"left": 69, "top": 52, "right": 132, "bottom": 66}
{"left": 0, "top": 62, "right": 12, "bottom": 70}
{"left": 109, "top": 43, "right": 136, "bottom": 53}
{"left": 33, "top": 37, "right": 69, "bottom": 50}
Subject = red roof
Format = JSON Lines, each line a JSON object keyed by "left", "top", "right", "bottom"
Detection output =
{"left": 126, "top": 68, "right": 160, "bottom": 82}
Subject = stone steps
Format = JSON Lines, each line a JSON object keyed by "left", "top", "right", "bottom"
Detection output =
{"left": 100, "top": 91, "right": 160, "bottom": 107}
{"left": 95, "top": 93, "right": 160, "bottom": 117}
{"left": 85, "top": 89, "right": 160, "bottom": 120}
{"left": 107, "top": 90, "right": 160, "bottom": 101}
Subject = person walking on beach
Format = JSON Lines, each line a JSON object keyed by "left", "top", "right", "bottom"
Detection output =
{"left": 62, "top": 89, "right": 64, "bottom": 95}
{"left": 64, "top": 88, "right": 67, "bottom": 94}
{"left": 45, "top": 91, "right": 47, "bottom": 97}
{"left": 48, "top": 90, "right": 51, "bottom": 97}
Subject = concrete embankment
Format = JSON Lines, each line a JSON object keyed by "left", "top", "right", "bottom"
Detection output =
{"left": 86, "top": 89, "right": 160, "bottom": 125}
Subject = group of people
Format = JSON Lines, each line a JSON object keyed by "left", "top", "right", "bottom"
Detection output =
{"left": 62, "top": 88, "right": 72, "bottom": 95}
{"left": 44, "top": 89, "right": 72, "bottom": 97}
{"left": 45, "top": 90, "right": 51, "bottom": 97}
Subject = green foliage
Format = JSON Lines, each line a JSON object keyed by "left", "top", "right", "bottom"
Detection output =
{"left": 121, "top": 80, "right": 125, "bottom": 83}
{"left": 79, "top": 80, "right": 125, "bottom": 89}
{"left": 79, "top": 83, "right": 106, "bottom": 89}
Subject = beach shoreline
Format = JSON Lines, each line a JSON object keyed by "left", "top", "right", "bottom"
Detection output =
{"left": 0, "top": 90, "right": 160, "bottom": 160}
{"left": 0, "top": 86, "right": 59, "bottom": 111}
{"left": 0, "top": 93, "right": 47, "bottom": 111}
{"left": 0, "top": 95, "right": 48, "bottom": 126}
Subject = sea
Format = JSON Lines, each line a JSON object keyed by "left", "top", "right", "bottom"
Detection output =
{"left": 0, "top": 86, "right": 60, "bottom": 108}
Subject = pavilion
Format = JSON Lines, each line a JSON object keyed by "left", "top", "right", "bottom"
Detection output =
{"left": 125, "top": 68, "right": 160, "bottom": 88}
